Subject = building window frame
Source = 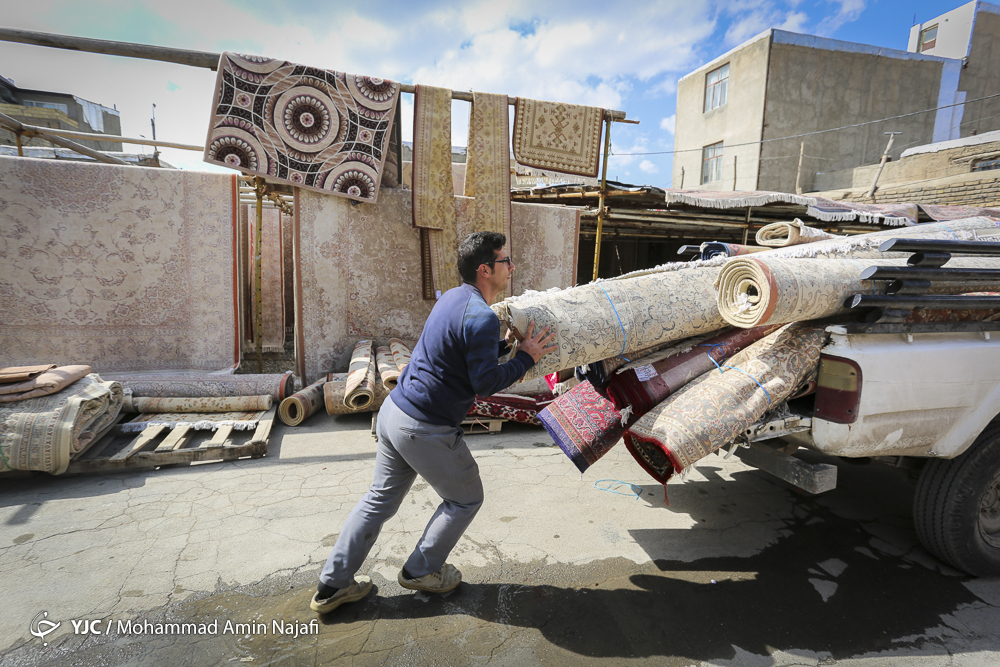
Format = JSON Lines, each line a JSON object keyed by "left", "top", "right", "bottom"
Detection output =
{"left": 701, "top": 141, "right": 724, "bottom": 184}
{"left": 703, "top": 63, "right": 730, "bottom": 113}
{"left": 972, "top": 157, "right": 1000, "bottom": 173}
{"left": 918, "top": 24, "right": 938, "bottom": 52}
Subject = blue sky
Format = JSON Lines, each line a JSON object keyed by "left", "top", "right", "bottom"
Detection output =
{"left": 0, "top": 0, "right": 968, "bottom": 185}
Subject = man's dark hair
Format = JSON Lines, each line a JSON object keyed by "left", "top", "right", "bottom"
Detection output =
{"left": 457, "top": 231, "right": 506, "bottom": 283}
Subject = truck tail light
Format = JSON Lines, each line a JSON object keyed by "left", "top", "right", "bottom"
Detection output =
{"left": 814, "top": 354, "right": 862, "bottom": 424}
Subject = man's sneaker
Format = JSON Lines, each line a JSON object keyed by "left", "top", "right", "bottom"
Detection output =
{"left": 309, "top": 576, "right": 373, "bottom": 613}
{"left": 398, "top": 563, "right": 462, "bottom": 593}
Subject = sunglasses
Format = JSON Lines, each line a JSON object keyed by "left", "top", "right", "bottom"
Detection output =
{"left": 485, "top": 257, "right": 513, "bottom": 267}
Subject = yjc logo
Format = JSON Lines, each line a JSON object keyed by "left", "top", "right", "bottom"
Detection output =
{"left": 29, "top": 611, "right": 60, "bottom": 646}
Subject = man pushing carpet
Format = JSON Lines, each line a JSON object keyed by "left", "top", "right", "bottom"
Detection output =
{"left": 311, "top": 231, "right": 558, "bottom": 613}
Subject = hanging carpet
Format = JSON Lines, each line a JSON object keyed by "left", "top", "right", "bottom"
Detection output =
{"left": 464, "top": 91, "right": 511, "bottom": 235}
{"left": 919, "top": 204, "right": 1000, "bottom": 221}
{"left": 538, "top": 380, "right": 630, "bottom": 474}
{"left": 412, "top": 85, "right": 454, "bottom": 232}
{"left": 512, "top": 98, "right": 604, "bottom": 177}
{"left": 205, "top": 53, "right": 399, "bottom": 203}
{"left": 665, "top": 190, "right": 815, "bottom": 209}
{"left": 806, "top": 199, "right": 917, "bottom": 226}
{"left": 248, "top": 207, "right": 286, "bottom": 352}
{"left": 0, "top": 374, "right": 124, "bottom": 474}
{"left": 624, "top": 324, "right": 826, "bottom": 485}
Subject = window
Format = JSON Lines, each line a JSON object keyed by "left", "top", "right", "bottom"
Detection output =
{"left": 701, "top": 141, "right": 724, "bottom": 184}
{"left": 23, "top": 100, "right": 69, "bottom": 115}
{"left": 919, "top": 25, "right": 938, "bottom": 52}
{"left": 972, "top": 157, "right": 1000, "bottom": 172}
{"left": 704, "top": 63, "right": 729, "bottom": 112}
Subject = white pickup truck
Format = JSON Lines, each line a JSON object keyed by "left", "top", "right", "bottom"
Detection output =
{"left": 736, "top": 319, "right": 1000, "bottom": 577}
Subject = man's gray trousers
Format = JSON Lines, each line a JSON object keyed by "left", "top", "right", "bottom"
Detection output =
{"left": 319, "top": 393, "right": 484, "bottom": 588}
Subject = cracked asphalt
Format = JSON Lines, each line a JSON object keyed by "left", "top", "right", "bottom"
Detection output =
{"left": 1, "top": 411, "right": 999, "bottom": 666}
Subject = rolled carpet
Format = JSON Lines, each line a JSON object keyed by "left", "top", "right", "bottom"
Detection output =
{"left": 0, "top": 365, "right": 92, "bottom": 402}
{"left": 624, "top": 324, "right": 826, "bottom": 487}
{"left": 102, "top": 372, "right": 295, "bottom": 402}
{"left": 123, "top": 394, "right": 272, "bottom": 413}
{"left": 375, "top": 346, "right": 400, "bottom": 391}
{"left": 538, "top": 380, "right": 632, "bottom": 474}
{"left": 389, "top": 338, "right": 412, "bottom": 372}
{"left": 715, "top": 256, "right": 1000, "bottom": 328}
{"left": 345, "top": 340, "right": 377, "bottom": 410}
{"left": 469, "top": 392, "right": 555, "bottom": 426}
{"left": 278, "top": 378, "right": 327, "bottom": 426}
{"left": 700, "top": 242, "right": 767, "bottom": 260}
{"left": 606, "top": 325, "right": 780, "bottom": 415}
{"left": 493, "top": 264, "right": 726, "bottom": 381}
{"left": 755, "top": 220, "right": 841, "bottom": 247}
{"left": 0, "top": 374, "right": 123, "bottom": 474}
{"left": 325, "top": 373, "right": 390, "bottom": 415}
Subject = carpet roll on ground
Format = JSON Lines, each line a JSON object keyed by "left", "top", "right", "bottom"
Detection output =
{"left": 389, "top": 339, "right": 412, "bottom": 373}
{"left": 123, "top": 395, "right": 272, "bottom": 413}
{"left": 102, "top": 372, "right": 296, "bottom": 402}
{"left": 755, "top": 220, "right": 842, "bottom": 247}
{"left": 344, "top": 340, "right": 377, "bottom": 410}
{"left": 277, "top": 379, "right": 327, "bottom": 426}
{"left": 325, "top": 373, "right": 390, "bottom": 415}
{"left": 375, "top": 346, "right": 400, "bottom": 391}
{"left": 715, "top": 256, "right": 1000, "bottom": 328}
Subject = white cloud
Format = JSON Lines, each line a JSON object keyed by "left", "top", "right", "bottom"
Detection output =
{"left": 639, "top": 159, "right": 658, "bottom": 173}
{"left": 814, "top": 0, "right": 866, "bottom": 36}
{"left": 660, "top": 114, "right": 676, "bottom": 134}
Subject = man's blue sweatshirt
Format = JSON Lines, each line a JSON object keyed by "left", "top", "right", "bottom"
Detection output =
{"left": 392, "top": 283, "right": 536, "bottom": 426}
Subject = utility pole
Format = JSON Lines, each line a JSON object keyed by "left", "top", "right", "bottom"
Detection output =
{"left": 151, "top": 103, "right": 160, "bottom": 165}
{"left": 865, "top": 131, "right": 902, "bottom": 200}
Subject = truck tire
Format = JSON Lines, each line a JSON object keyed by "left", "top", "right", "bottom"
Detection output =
{"left": 913, "top": 421, "right": 1000, "bottom": 576}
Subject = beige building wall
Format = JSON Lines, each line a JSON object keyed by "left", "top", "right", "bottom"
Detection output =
{"left": 758, "top": 35, "right": 947, "bottom": 193}
{"left": 671, "top": 31, "right": 770, "bottom": 191}
{"left": 957, "top": 7, "right": 1000, "bottom": 138}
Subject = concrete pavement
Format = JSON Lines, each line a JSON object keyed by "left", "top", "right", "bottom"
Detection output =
{"left": 1, "top": 411, "right": 998, "bottom": 666}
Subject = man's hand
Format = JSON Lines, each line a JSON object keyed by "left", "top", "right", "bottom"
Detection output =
{"left": 518, "top": 321, "right": 558, "bottom": 363}
{"left": 504, "top": 326, "right": 520, "bottom": 346}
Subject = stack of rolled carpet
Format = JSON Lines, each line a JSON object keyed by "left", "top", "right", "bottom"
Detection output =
{"left": 509, "top": 217, "right": 1000, "bottom": 488}
{"left": 0, "top": 365, "right": 124, "bottom": 475}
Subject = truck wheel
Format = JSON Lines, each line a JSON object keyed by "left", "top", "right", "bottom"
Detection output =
{"left": 913, "top": 421, "right": 1000, "bottom": 576}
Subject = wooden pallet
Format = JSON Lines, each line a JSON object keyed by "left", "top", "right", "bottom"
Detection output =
{"left": 63, "top": 407, "right": 275, "bottom": 474}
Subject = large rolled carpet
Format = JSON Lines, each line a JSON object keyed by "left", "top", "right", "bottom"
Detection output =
{"left": 278, "top": 378, "right": 327, "bottom": 426}
{"left": 102, "top": 372, "right": 295, "bottom": 402}
{"left": 624, "top": 324, "right": 826, "bottom": 485}
{"left": 606, "top": 325, "right": 780, "bottom": 415}
{"left": 715, "top": 256, "right": 1000, "bottom": 328}
{"left": 204, "top": 53, "right": 399, "bottom": 203}
{"left": 0, "top": 374, "right": 124, "bottom": 474}
{"left": 493, "top": 264, "right": 726, "bottom": 381}
{"left": 0, "top": 156, "right": 239, "bottom": 372}
{"left": 123, "top": 395, "right": 272, "bottom": 413}
{"left": 324, "top": 373, "right": 390, "bottom": 415}
{"left": 755, "top": 220, "right": 841, "bottom": 247}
